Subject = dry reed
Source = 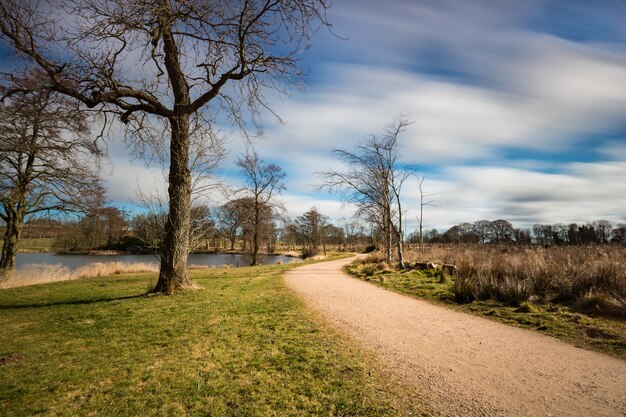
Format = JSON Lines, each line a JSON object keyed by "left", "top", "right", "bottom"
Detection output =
{"left": 0, "top": 262, "right": 159, "bottom": 289}
{"left": 406, "top": 245, "right": 626, "bottom": 310}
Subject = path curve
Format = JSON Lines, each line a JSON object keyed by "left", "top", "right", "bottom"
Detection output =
{"left": 284, "top": 256, "right": 626, "bottom": 417}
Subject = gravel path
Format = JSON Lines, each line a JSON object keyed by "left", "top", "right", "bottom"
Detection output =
{"left": 284, "top": 256, "right": 626, "bottom": 417}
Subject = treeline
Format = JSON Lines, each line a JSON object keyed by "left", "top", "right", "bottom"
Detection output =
{"left": 410, "top": 219, "right": 626, "bottom": 246}
{"left": 52, "top": 205, "right": 373, "bottom": 255}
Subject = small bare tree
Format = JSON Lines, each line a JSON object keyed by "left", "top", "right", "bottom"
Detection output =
{"left": 1, "top": 0, "right": 329, "bottom": 293}
{"left": 0, "top": 79, "right": 103, "bottom": 271}
{"left": 319, "top": 117, "right": 415, "bottom": 268}
{"left": 295, "top": 207, "right": 329, "bottom": 256}
{"left": 416, "top": 176, "right": 436, "bottom": 252}
{"left": 236, "top": 150, "right": 285, "bottom": 266}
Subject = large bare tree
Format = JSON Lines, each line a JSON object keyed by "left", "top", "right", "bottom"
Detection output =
{"left": 0, "top": 79, "right": 103, "bottom": 271}
{"left": 236, "top": 150, "right": 285, "bottom": 265}
{"left": 0, "top": 0, "right": 328, "bottom": 293}
{"left": 319, "top": 117, "right": 415, "bottom": 268}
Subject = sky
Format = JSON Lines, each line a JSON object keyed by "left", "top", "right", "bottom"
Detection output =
{"left": 5, "top": 0, "right": 626, "bottom": 232}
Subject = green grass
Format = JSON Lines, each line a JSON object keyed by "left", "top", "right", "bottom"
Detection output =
{"left": 347, "top": 263, "right": 626, "bottom": 361}
{"left": 11, "top": 237, "right": 55, "bottom": 252}
{"left": 0, "top": 259, "right": 407, "bottom": 416}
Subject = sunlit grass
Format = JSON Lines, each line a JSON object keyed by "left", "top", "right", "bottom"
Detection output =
{"left": 0, "top": 258, "right": 406, "bottom": 416}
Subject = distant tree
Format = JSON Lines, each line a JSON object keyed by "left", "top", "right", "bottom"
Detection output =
{"left": 0, "top": 79, "right": 103, "bottom": 270}
{"left": 612, "top": 221, "right": 626, "bottom": 244}
{"left": 131, "top": 212, "right": 168, "bottom": 251}
{"left": 473, "top": 220, "right": 492, "bottom": 244}
{"left": 1, "top": 0, "right": 329, "bottom": 293}
{"left": 593, "top": 220, "right": 612, "bottom": 243}
{"left": 319, "top": 117, "right": 415, "bottom": 268}
{"left": 490, "top": 219, "right": 514, "bottom": 243}
{"left": 551, "top": 224, "right": 568, "bottom": 245}
{"left": 578, "top": 224, "right": 597, "bottom": 245}
{"left": 236, "top": 151, "right": 285, "bottom": 266}
{"left": 567, "top": 223, "right": 579, "bottom": 245}
{"left": 426, "top": 228, "right": 441, "bottom": 244}
{"left": 513, "top": 228, "right": 532, "bottom": 245}
{"left": 295, "top": 207, "right": 329, "bottom": 255}
{"left": 457, "top": 222, "right": 478, "bottom": 243}
{"left": 416, "top": 176, "right": 436, "bottom": 251}
{"left": 281, "top": 219, "right": 299, "bottom": 251}
{"left": 325, "top": 224, "right": 345, "bottom": 249}
{"left": 214, "top": 199, "right": 249, "bottom": 251}
{"left": 54, "top": 207, "right": 127, "bottom": 252}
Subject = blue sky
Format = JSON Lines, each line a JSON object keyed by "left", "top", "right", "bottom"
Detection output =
{"left": 6, "top": 0, "right": 625, "bottom": 232}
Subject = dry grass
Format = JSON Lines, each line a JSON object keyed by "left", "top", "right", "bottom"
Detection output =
{"left": 404, "top": 245, "right": 626, "bottom": 313}
{"left": 0, "top": 262, "right": 159, "bottom": 288}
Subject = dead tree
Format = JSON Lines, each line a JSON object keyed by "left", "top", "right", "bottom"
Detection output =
{"left": 0, "top": 0, "right": 329, "bottom": 293}
{"left": 416, "top": 176, "right": 436, "bottom": 252}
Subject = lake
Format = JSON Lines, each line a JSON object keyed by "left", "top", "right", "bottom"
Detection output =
{"left": 15, "top": 252, "right": 299, "bottom": 271}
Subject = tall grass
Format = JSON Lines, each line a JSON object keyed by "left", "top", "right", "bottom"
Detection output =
{"left": 0, "top": 262, "right": 159, "bottom": 288}
{"left": 408, "top": 245, "right": 626, "bottom": 311}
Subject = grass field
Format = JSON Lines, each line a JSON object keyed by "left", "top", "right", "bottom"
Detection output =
{"left": 12, "top": 237, "right": 56, "bottom": 252}
{"left": 0, "top": 258, "right": 412, "bottom": 416}
{"left": 347, "top": 252, "right": 626, "bottom": 360}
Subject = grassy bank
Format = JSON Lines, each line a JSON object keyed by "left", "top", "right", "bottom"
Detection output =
{"left": 0, "top": 259, "right": 406, "bottom": 416}
{"left": 347, "top": 252, "right": 626, "bottom": 360}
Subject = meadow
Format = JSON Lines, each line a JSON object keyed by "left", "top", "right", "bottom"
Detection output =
{"left": 0, "top": 257, "right": 413, "bottom": 417}
{"left": 348, "top": 245, "right": 626, "bottom": 359}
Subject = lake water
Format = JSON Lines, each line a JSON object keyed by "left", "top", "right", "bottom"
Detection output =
{"left": 15, "top": 252, "right": 298, "bottom": 271}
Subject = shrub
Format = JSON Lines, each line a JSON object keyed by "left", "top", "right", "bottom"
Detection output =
{"left": 453, "top": 276, "right": 475, "bottom": 304}
{"left": 363, "top": 244, "right": 379, "bottom": 253}
{"left": 301, "top": 248, "right": 319, "bottom": 259}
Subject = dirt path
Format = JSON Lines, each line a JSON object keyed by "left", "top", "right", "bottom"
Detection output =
{"left": 284, "top": 257, "right": 626, "bottom": 417}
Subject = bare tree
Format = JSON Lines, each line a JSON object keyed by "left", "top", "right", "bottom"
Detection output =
{"left": 490, "top": 219, "right": 515, "bottom": 243}
{"left": 592, "top": 220, "right": 612, "bottom": 244}
{"left": 0, "top": 79, "right": 103, "bottom": 271}
{"left": 474, "top": 220, "right": 492, "bottom": 244}
{"left": 295, "top": 207, "right": 329, "bottom": 256}
{"left": 416, "top": 176, "right": 435, "bottom": 252}
{"left": 319, "top": 117, "right": 415, "bottom": 268}
{"left": 214, "top": 198, "right": 249, "bottom": 251}
{"left": 236, "top": 150, "right": 285, "bottom": 265}
{"left": 1, "top": 0, "right": 328, "bottom": 293}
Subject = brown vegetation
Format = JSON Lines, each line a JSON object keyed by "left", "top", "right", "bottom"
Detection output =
{"left": 399, "top": 245, "right": 626, "bottom": 316}
{"left": 0, "top": 262, "right": 158, "bottom": 288}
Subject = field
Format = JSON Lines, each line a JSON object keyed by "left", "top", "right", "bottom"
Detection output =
{"left": 348, "top": 245, "right": 626, "bottom": 359}
{"left": 0, "top": 257, "right": 408, "bottom": 417}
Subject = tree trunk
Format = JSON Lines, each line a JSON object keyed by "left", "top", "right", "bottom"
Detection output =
{"left": 153, "top": 115, "right": 193, "bottom": 294}
{"left": 251, "top": 205, "right": 260, "bottom": 266}
{"left": 0, "top": 213, "right": 23, "bottom": 271}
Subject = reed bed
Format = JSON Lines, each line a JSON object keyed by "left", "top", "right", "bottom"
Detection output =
{"left": 405, "top": 245, "right": 626, "bottom": 311}
{"left": 0, "top": 262, "right": 159, "bottom": 288}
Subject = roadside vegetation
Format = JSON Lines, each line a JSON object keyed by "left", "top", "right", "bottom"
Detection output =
{"left": 347, "top": 245, "right": 626, "bottom": 360}
{"left": 0, "top": 257, "right": 414, "bottom": 417}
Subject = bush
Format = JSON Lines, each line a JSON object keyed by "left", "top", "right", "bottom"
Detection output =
{"left": 301, "top": 248, "right": 319, "bottom": 259}
{"left": 363, "top": 244, "right": 379, "bottom": 253}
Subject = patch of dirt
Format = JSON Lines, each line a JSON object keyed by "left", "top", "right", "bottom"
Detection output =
{"left": 284, "top": 257, "right": 626, "bottom": 417}
{"left": 0, "top": 353, "right": 24, "bottom": 366}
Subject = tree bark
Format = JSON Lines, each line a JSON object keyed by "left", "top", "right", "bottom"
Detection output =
{"left": 153, "top": 115, "right": 193, "bottom": 294}
{"left": 0, "top": 213, "right": 23, "bottom": 271}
